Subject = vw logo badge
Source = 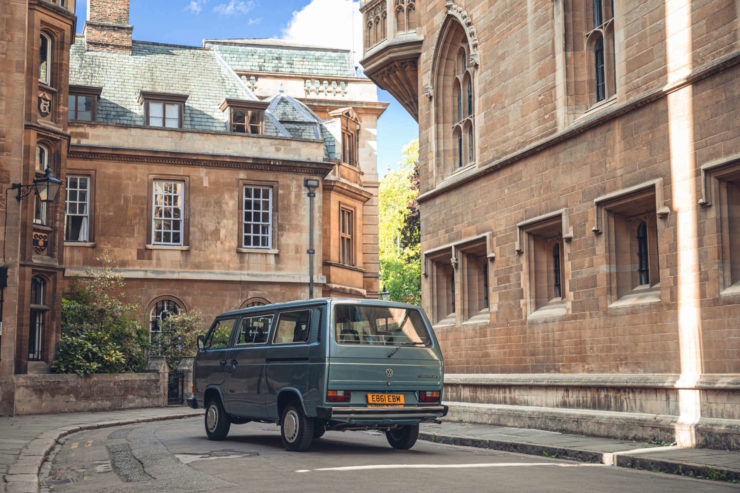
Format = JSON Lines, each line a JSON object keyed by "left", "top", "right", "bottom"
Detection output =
{"left": 385, "top": 368, "right": 394, "bottom": 378}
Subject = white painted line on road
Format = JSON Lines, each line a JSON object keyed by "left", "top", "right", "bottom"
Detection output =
{"left": 296, "top": 463, "right": 606, "bottom": 473}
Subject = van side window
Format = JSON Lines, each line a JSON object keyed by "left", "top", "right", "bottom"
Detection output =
{"left": 273, "top": 310, "right": 311, "bottom": 344}
{"left": 237, "top": 314, "right": 273, "bottom": 345}
{"left": 205, "top": 318, "right": 235, "bottom": 349}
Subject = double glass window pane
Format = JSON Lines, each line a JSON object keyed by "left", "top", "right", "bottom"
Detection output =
{"left": 149, "top": 102, "right": 180, "bottom": 128}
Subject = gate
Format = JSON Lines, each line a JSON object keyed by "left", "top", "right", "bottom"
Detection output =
{"left": 168, "top": 370, "right": 184, "bottom": 405}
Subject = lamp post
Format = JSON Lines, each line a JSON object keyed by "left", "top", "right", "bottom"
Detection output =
{"left": 303, "top": 178, "right": 320, "bottom": 299}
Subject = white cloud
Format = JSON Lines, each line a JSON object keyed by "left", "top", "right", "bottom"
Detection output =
{"left": 186, "top": 0, "right": 207, "bottom": 13}
{"left": 213, "top": 0, "right": 256, "bottom": 15}
{"left": 281, "top": 0, "right": 363, "bottom": 68}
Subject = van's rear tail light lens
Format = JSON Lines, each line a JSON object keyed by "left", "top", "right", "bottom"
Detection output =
{"left": 419, "top": 391, "right": 440, "bottom": 403}
{"left": 327, "top": 390, "right": 351, "bottom": 402}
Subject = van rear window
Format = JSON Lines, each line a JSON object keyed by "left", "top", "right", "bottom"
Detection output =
{"left": 334, "top": 305, "right": 431, "bottom": 347}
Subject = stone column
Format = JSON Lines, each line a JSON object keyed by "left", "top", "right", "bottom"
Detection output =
{"left": 146, "top": 356, "right": 169, "bottom": 407}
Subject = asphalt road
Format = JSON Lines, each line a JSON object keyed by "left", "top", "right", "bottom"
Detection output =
{"left": 41, "top": 417, "right": 739, "bottom": 493}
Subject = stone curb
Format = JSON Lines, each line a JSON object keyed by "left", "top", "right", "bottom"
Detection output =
{"left": 418, "top": 432, "right": 740, "bottom": 483}
{"left": 1, "top": 409, "right": 200, "bottom": 493}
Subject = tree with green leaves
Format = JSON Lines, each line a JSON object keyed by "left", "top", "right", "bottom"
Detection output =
{"left": 379, "top": 140, "right": 421, "bottom": 305}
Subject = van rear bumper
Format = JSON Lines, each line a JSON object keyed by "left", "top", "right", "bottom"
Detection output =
{"left": 317, "top": 405, "right": 447, "bottom": 422}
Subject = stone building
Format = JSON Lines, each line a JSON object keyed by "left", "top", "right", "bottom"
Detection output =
{"left": 361, "top": 0, "right": 739, "bottom": 448}
{"left": 0, "top": 0, "right": 385, "bottom": 414}
{"left": 0, "top": 0, "right": 76, "bottom": 405}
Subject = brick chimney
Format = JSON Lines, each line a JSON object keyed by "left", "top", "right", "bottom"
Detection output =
{"left": 83, "top": 0, "right": 133, "bottom": 54}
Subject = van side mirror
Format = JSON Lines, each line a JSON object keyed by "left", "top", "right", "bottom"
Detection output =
{"left": 197, "top": 334, "right": 205, "bottom": 352}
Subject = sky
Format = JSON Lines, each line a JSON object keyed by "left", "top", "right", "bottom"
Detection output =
{"left": 74, "top": 0, "right": 418, "bottom": 177}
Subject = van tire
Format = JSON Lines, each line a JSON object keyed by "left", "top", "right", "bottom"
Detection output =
{"left": 280, "top": 403, "right": 314, "bottom": 451}
{"left": 204, "top": 397, "right": 230, "bottom": 441}
{"left": 386, "top": 424, "right": 419, "bottom": 450}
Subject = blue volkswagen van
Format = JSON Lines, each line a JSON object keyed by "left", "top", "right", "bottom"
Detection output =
{"left": 188, "top": 298, "right": 447, "bottom": 451}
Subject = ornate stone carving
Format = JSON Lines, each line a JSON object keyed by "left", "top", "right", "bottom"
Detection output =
{"left": 445, "top": 0, "right": 479, "bottom": 67}
{"left": 33, "top": 232, "right": 49, "bottom": 255}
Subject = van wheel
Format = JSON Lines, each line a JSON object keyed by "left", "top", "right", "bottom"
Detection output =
{"left": 280, "top": 403, "right": 314, "bottom": 451}
{"left": 386, "top": 424, "right": 419, "bottom": 450}
{"left": 204, "top": 398, "right": 230, "bottom": 441}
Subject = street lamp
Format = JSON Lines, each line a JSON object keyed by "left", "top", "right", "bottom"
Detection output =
{"left": 303, "top": 178, "right": 320, "bottom": 299}
{"left": 1, "top": 167, "right": 62, "bottom": 332}
{"left": 11, "top": 167, "right": 63, "bottom": 203}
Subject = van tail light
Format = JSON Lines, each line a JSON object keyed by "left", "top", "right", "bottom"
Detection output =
{"left": 419, "top": 391, "right": 440, "bottom": 403}
{"left": 327, "top": 390, "right": 351, "bottom": 402}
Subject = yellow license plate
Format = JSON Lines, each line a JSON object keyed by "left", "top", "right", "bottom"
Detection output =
{"left": 367, "top": 393, "right": 404, "bottom": 405}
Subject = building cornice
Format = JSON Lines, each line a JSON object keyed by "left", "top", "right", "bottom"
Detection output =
{"left": 323, "top": 178, "right": 374, "bottom": 202}
{"left": 419, "top": 50, "right": 740, "bottom": 203}
{"left": 68, "top": 145, "right": 334, "bottom": 176}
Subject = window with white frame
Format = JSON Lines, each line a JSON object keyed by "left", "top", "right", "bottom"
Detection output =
{"left": 152, "top": 180, "right": 184, "bottom": 245}
{"left": 242, "top": 185, "right": 272, "bottom": 249}
{"left": 149, "top": 298, "right": 182, "bottom": 333}
{"left": 65, "top": 176, "right": 90, "bottom": 242}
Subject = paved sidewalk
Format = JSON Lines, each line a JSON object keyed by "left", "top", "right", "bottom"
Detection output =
{"left": 1, "top": 407, "right": 739, "bottom": 492}
{"left": 420, "top": 421, "right": 740, "bottom": 484}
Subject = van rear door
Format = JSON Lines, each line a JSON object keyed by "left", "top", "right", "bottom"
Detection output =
{"left": 327, "top": 304, "right": 443, "bottom": 406}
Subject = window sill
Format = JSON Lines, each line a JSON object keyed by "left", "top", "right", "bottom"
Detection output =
{"left": 720, "top": 283, "right": 740, "bottom": 298}
{"left": 527, "top": 302, "right": 567, "bottom": 323}
{"left": 581, "top": 95, "right": 618, "bottom": 117}
{"left": 64, "top": 242, "right": 96, "bottom": 248}
{"left": 145, "top": 244, "right": 190, "bottom": 251}
{"left": 609, "top": 285, "right": 661, "bottom": 308}
{"left": 463, "top": 310, "right": 490, "bottom": 325}
{"left": 433, "top": 315, "right": 456, "bottom": 330}
{"left": 237, "top": 248, "right": 278, "bottom": 254}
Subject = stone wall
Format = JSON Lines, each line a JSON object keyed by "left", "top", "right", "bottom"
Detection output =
{"left": 444, "top": 373, "right": 740, "bottom": 449}
{"left": 9, "top": 370, "right": 167, "bottom": 416}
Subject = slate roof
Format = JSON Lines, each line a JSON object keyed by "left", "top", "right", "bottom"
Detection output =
{"left": 68, "top": 37, "right": 341, "bottom": 158}
{"left": 68, "top": 38, "right": 290, "bottom": 137}
{"left": 204, "top": 39, "right": 355, "bottom": 77}
{"left": 266, "top": 93, "right": 337, "bottom": 160}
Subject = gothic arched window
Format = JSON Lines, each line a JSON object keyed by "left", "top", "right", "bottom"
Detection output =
{"left": 434, "top": 19, "right": 476, "bottom": 177}
{"left": 586, "top": 0, "right": 615, "bottom": 104}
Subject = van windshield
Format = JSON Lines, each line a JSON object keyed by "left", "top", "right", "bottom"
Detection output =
{"left": 334, "top": 305, "right": 432, "bottom": 347}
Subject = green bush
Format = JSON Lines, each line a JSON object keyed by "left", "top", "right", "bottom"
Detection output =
{"left": 51, "top": 253, "right": 149, "bottom": 375}
{"left": 150, "top": 311, "right": 202, "bottom": 371}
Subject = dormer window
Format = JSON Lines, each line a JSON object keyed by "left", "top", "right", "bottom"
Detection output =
{"left": 68, "top": 86, "right": 101, "bottom": 122}
{"left": 139, "top": 91, "right": 188, "bottom": 129}
{"left": 330, "top": 108, "right": 361, "bottom": 166}
{"left": 220, "top": 99, "right": 268, "bottom": 135}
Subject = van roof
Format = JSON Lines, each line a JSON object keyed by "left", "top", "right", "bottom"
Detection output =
{"left": 216, "top": 298, "right": 420, "bottom": 318}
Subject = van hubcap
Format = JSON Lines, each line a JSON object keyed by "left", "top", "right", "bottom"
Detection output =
{"left": 207, "top": 405, "right": 218, "bottom": 432}
{"left": 284, "top": 410, "right": 299, "bottom": 442}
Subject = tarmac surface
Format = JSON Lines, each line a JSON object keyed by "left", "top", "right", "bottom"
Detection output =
{"left": 1, "top": 406, "right": 738, "bottom": 492}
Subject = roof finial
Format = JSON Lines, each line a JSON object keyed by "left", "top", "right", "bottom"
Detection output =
{"left": 279, "top": 83, "right": 284, "bottom": 94}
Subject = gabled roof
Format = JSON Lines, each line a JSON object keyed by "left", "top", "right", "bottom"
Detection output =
{"left": 203, "top": 39, "right": 356, "bottom": 78}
